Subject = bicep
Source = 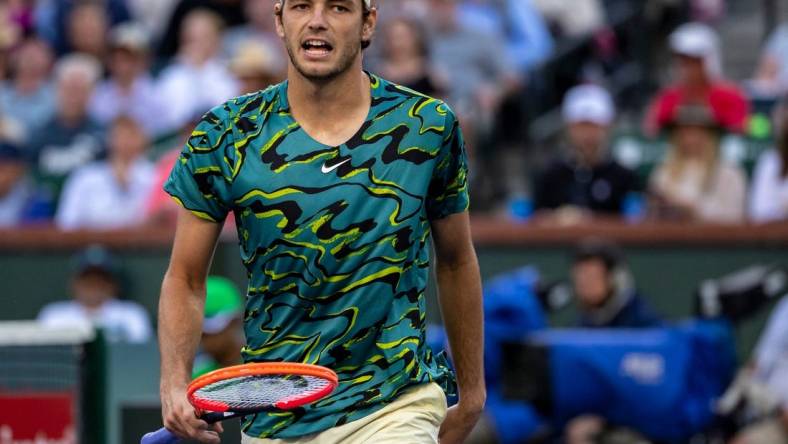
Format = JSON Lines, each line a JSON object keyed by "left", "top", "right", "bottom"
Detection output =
{"left": 430, "top": 211, "right": 475, "bottom": 268}
{"left": 166, "top": 206, "right": 224, "bottom": 286}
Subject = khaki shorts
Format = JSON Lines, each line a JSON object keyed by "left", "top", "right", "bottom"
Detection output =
{"left": 241, "top": 382, "right": 448, "bottom": 444}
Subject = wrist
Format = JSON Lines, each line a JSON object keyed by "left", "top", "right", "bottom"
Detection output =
{"left": 161, "top": 375, "right": 190, "bottom": 394}
{"left": 457, "top": 387, "right": 486, "bottom": 412}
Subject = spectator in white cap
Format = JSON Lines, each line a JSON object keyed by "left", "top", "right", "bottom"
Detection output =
{"left": 644, "top": 22, "right": 749, "bottom": 136}
{"left": 533, "top": 84, "right": 639, "bottom": 220}
{"left": 89, "top": 23, "right": 168, "bottom": 137}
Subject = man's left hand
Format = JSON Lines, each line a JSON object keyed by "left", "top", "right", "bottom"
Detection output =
{"left": 438, "top": 399, "right": 485, "bottom": 444}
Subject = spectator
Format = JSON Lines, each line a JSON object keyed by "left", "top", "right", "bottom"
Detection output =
{"left": 0, "top": 38, "right": 55, "bottom": 139}
{"left": 65, "top": 1, "right": 110, "bottom": 58}
{"left": 124, "top": 0, "right": 179, "bottom": 43}
{"left": 426, "top": 0, "right": 516, "bottom": 120}
{"left": 193, "top": 275, "right": 245, "bottom": 377}
{"left": 0, "top": 2, "right": 25, "bottom": 52}
{"left": 27, "top": 53, "right": 105, "bottom": 215}
{"left": 156, "top": 8, "right": 238, "bottom": 132}
{"left": 530, "top": 0, "right": 605, "bottom": 37}
{"left": 222, "top": 0, "right": 286, "bottom": 74}
{"left": 144, "top": 147, "right": 182, "bottom": 228}
{"left": 749, "top": 22, "right": 788, "bottom": 98}
{"left": 3, "top": 0, "right": 35, "bottom": 35}
{"left": 157, "top": 0, "right": 244, "bottom": 58}
{"left": 571, "top": 238, "right": 661, "bottom": 329}
{"left": 229, "top": 40, "right": 282, "bottom": 95}
{"left": 564, "top": 239, "right": 661, "bottom": 444}
{"left": 729, "top": 297, "right": 788, "bottom": 444}
{"left": 37, "top": 245, "right": 152, "bottom": 343}
{"left": 459, "top": 0, "right": 554, "bottom": 74}
{"left": 0, "top": 141, "right": 50, "bottom": 227}
{"left": 749, "top": 97, "right": 788, "bottom": 223}
{"left": 34, "top": 0, "right": 131, "bottom": 56}
{"left": 533, "top": 84, "right": 639, "bottom": 218}
{"left": 644, "top": 22, "right": 749, "bottom": 136}
{"left": 376, "top": 16, "right": 445, "bottom": 98}
{"left": 648, "top": 103, "right": 747, "bottom": 223}
{"left": 89, "top": 23, "right": 167, "bottom": 137}
{"left": 55, "top": 115, "right": 155, "bottom": 231}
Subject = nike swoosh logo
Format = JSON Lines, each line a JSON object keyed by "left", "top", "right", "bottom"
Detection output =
{"left": 321, "top": 158, "right": 351, "bottom": 174}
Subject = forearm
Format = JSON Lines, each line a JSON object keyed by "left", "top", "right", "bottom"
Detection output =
{"left": 159, "top": 271, "right": 206, "bottom": 391}
{"left": 436, "top": 253, "right": 485, "bottom": 407}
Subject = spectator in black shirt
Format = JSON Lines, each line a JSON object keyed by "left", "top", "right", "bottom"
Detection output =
{"left": 533, "top": 84, "right": 638, "bottom": 220}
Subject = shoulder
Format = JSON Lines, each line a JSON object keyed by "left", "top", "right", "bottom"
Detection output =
{"left": 67, "top": 162, "right": 111, "bottom": 185}
{"left": 709, "top": 81, "right": 748, "bottom": 102}
{"left": 38, "top": 301, "right": 80, "bottom": 319}
{"left": 372, "top": 74, "right": 459, "bottom": 133}
{"left": 201, "top": 82, "right": 285, "bottom": 128}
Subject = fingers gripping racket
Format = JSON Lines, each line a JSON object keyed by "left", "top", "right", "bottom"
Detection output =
{"left": 141, "top": 363, "right": 338, "bottom": 444}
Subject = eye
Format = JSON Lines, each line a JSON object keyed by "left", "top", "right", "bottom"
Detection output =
{"left": 290, "top": 2, "right": 309, "bottom": 10}
{"left": 331, "top": 5, "right": 349, "bottom": 12}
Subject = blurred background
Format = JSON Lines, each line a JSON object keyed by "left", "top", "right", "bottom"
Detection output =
{"left": 0, "top": 0, "right": 787, "bottom": 443}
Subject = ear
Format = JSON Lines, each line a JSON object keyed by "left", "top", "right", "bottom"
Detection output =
{"left": 274, "top": 1, "right": 285, "bottom": 39}
{"left": 361, "top": 7, "right": 377, "bottom": 43}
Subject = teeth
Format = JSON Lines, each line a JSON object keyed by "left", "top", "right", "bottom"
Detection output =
{"left": 305, "top": 40, "right": 328, "bottom": 47}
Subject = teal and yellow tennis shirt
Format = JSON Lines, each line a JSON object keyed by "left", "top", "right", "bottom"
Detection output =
{"left": 164, "top": 73, "right": 469, "bottom": 438}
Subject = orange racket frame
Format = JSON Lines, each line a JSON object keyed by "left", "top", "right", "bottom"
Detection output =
{"left": 186, "top": 362, "right": 339, "bottom": 412}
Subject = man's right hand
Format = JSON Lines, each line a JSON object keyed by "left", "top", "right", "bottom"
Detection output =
{"left": 161, "top": 386, "right": 223, "bottom": 443}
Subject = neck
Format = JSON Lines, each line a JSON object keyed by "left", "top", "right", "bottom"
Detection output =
{"left": 286, "top": 62, "right": 369, "bottom": 127}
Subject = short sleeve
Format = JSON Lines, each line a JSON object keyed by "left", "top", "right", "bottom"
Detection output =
{"left": 425, "top": 106, "right": 470, "bottom": 220}
{"left": 163, "top": 105, "right": 237, "bottom": 222}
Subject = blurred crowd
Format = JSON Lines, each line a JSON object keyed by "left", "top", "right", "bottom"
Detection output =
{"left": 0, "top": 0, "right": 787, "bottom": 232}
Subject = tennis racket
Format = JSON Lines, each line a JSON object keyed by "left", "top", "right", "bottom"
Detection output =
{"left": 141, "top": 362, "right": 338, "bottom": 444}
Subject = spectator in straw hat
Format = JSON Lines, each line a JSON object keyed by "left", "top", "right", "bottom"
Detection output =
{"left": 223, "top": 0, "right": 287, "bottom": 73}
{"left": 648, "top": 101, "right": 747, "bottom": 223}
{"left": 229, "top": 40, "right": 282, "bottom": 95}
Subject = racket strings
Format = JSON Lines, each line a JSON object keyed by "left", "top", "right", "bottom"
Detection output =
{"left": 193, "top": 374, "right": 331, "bottom": 410}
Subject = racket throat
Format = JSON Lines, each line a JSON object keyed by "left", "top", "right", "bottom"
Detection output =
{"left": 202, "top": 411, "right": 240, "bottom": 423}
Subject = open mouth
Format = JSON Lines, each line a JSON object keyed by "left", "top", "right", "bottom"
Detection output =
{"left": 301, "top": 39, "right": 334, "bottom": 57}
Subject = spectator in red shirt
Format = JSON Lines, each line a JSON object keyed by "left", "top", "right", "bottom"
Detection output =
{"left": 644, "top": 22, "right": 749, "bottom": 136}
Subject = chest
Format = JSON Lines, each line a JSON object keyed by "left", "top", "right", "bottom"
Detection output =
{"left": 229, "top": 119, "right": 442, "bottom": 239}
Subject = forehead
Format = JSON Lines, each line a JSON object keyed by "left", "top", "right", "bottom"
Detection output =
{"left": 282, "top": 0, "right": 368, "bottom": 7}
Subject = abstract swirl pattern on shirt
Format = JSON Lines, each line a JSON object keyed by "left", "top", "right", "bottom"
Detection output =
{"left": 164, "top": 74, "right": 469, "bottom": 438}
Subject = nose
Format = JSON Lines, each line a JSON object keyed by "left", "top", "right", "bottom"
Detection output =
{"left": 306, "top": 5, "right": 329, "bottom": 31}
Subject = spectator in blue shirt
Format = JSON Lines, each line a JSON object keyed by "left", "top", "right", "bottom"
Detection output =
{"left": 459, "top": 0, "right": 554, "bottom": 75}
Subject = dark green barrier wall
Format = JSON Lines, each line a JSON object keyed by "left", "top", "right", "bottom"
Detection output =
{"left": 2, "top": 242, "right": 783, "bottom": 359}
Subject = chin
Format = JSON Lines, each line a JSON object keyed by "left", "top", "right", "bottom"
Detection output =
{"left": 295, "top": 63, "right": 346, "bottom": 83}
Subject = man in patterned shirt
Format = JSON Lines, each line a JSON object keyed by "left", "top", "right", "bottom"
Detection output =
{"left": 157, "top": 0, "right": 485, "bottom": 442}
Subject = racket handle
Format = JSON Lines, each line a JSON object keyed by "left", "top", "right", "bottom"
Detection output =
{"left": 140, "top": 427, "right": 180, "bottom": 444}
{"left": 202, "top": 411, "right": 229, "bottom": 423}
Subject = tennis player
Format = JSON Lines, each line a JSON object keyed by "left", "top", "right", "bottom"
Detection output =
{"left": 157, "top": 0, "right": 485, "bottom": 442}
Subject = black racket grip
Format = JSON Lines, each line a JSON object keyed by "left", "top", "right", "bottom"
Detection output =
{"left": 202, "top": 411, "right": 230, "bottom": 423}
